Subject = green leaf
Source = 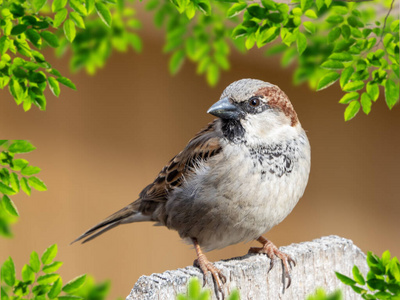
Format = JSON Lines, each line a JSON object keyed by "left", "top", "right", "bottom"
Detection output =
{"left": 0, "top": 182, "right": 16, "bottom": 195}
{"left": 390, "top": 259, "right": 400, "bottom": 281}
{"left": 315, "top": 0, "right": 324, "bottom": 10}
{"left": 2, "top": 195, "right": 18, "bottom": 216}
{"left": 390, "top": 20, "right": 399, "bottom": 32}
{"left": 0, "top": 36, "right": 9, "bottom": 55}
{"left": 333, "top": 6, "right": 348, "bottom": 15}
{"left": 48, "top": 77, "right": 60, "bottom": 96}
{"left": 206, "top": 63, "right": 219, "bottom": 86}
{"left": 20, "top": 177, "right": 31, "bottom": 196}
{"left": 128, "top": 34, "right": 142, "bottom": 52}
{"left": 1, "top": 257, "right": 16, "bottom": 286}
{"left": 344, "top": 101, "right": 360, "bottom": 121}
{"left": 10, "top": 79, "right": 25, "bottom": 102}
{"left": 343, "top": 81, "right": 364, "bottom": 92}
{"left": 169, "top": 50, "right": 185, "bottom": 75}
{"left": 41, "top": 244, "right": 58, "bottom": 265}
{"left": 62, "top": 274, "right": 86, "bottom": 293}
{"left": 9, "top": 140, "right": 36, "bottom": 153}
{"left": 261, "top": 0, "right": 276, "bottom": 9}
{"left": 86, "top": 0, "right": 95, "bottom": 14}
{"left": 26, "top": 29, "right": 41, "bottom": 48}
{"left": 21, "top": 165, "right": 41, "bottom": 176}
{"left": 329, "top": 53, "right": 352, "bottom": 62}
{"left": 303, "top": 21, "right": 315, "bottom": 34}
{"left": 296, "top": 32, "right": 307, "bottom": 55}
{"left": 340, "top": 67, "right": 354, "bottom": 88}
{"left": 304, "top": 9, "right": 317, "bottom": 19}
{"left": 366, "top": 82, "right": 379, "bottom": 102}
{"left": 227, "top": 3, "right": 247, "bottom": 18}
{"left": 69, "top": 0, "right": 87, "bottom": 15}
{"left": 188, "top": 278, "right": 200, "bottom": 298}
{"left": 9, "top": 173, "right": 20, "bottom": 193}
{"left": 57, "top": 77, "right": 76, "bottom": 90}
{"left": 52, "top": 0, "right": 68, "bottom": 12}
{"left": 333, "top": 39, "right": 355, "bottom": 52}
{"left": 37, "top": 274, "right": 59, "bottom": 284}
{"left": 328, "top": 27, "right": 341, "bottom": 43}
{"left": 40, "top": 31, "right": 60, "bottom": 47}
{"left": 381, "top": 250, "right": 391, "bottom": 267}
{"left": 321, "top": 60, "right": 344, "bottom": 70}
{"left": 42, "top": 261, "right": 63, "bottom": 273}
{"left": 33, "top": 0, "right": 47, "bottom": 12}
{"left": 197, "top": 1, "right": 211, "bottom": 15}
{"left": 351, "top": 27, "right": 362, "bottom": 38}
{"left": 11, "top": 24, "right": 28, "bottom": 35}
{"left": 30, "top": 251, "right": 40, "bottom": 272}
{"left": 48, "top": 277, "right": 63, "bottom": 299}
{"left": 339, "top": 92, "right": 359, "bottom": 104}
{"left": 95, "top": 2, "right": 112, "bottom": 27}
{"left": 352, "top": 265, "right": 366, "bottom": 285}
{"left": 247, "top": 5, "right": 266, "bottom": 19}
{"left": 70, "top": 12, "right": 85, "bottom": 29}
{"left": 300, "top": 0, "right": 313, "bottom": 11}
{"left": 341, "top": 24, "right": 351, "bottom": 40}
{"left": 326, "top": 15, "right": 343, "bottom": 24}
{"left": 63, "top": 19, "right": 76, "bottom": 42}
{"left": 317, "top": 72, "right": 340, "bottom": 90}
{"left": 351, "top": 285, "right": 366, "bottom": 294}
{"left": 29, "top": 71, "right": 47, "bottom": 83}
{"left": 58, "top": 296, "right": 83, "bottom": 300}
{"left": 385, "top": 79, "right": 399, "bottom": 109}
{"left": 28, "top": 176, "right": 47, "bottom": 191}
{"left": 53, "top": 8, "right": 68, "bottom": 27}
{"left": 22, "top": 264, "right": 35, "bottom": 283}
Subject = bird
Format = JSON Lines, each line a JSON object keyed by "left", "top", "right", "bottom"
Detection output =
{"left": 73, "top": 78, "right": 311, "bottom": 294}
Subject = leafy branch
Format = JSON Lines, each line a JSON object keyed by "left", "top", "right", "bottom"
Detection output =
{"left": 0, "top": 140, "right": 47, "bottom": 237}
{"left": 1, "top": 244, "right": 113, "bottom": 299}
{"left": 0, "top": 0, "right": 398, "bottom": 119}
{"left": 336, "top": 250, "right": 400, "bottom": 299}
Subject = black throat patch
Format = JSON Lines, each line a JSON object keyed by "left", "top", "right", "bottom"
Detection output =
{"left": 221, "top": 119, "right": 246, "bottom": 144}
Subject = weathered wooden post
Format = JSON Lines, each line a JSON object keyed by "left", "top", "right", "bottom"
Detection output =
{"left": 127, "top": 236, "right": 367, "bottom": 299}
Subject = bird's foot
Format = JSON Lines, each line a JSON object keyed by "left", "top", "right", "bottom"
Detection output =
{"left": 193, "top": 257, "right": 227, "bottom": 292}
{"left": 248, "top": 236, "right": 295, "bottom": 289}
{"left": 192, "top": 238, "right": 226, "bottom": 296}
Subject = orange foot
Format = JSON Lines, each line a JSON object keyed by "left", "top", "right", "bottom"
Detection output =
{"left": 192, "top": 238, "right": 227, "bottom": 294}
{"left": 248, "top": 236, "right": 296, "bottom": 289}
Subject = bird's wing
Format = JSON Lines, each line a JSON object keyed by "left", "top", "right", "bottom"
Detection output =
{"left": 137, "top": 119, "right": 222, "bottom": 215}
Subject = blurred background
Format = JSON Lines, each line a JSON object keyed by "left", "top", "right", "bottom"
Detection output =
{"left": 0, "top": 8, "right": 399, "bottom": 298}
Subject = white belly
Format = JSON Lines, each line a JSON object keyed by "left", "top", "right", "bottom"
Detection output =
{"left": 165, "top": 133, "right": 310, "bottom": 252}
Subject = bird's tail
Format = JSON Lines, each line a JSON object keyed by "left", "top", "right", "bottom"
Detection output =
{"left": 72, "top": 202, "right": 149, "bottom": 244}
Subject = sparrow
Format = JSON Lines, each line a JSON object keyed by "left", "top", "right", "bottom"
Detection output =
{"left": 73, "top": 78, "right": 311, "bottom": 294}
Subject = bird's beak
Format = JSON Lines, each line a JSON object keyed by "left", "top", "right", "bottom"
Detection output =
{"left": 207, "top": 97, "right": 242, "bottom": 120}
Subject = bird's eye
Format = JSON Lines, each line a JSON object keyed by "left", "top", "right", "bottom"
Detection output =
{"left": 248, "top": 97, "right": 260, "bottom": 107}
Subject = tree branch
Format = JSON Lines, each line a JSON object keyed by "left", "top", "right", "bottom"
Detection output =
{"left": 379, "top": 0, "right": 396, "bottom": 46}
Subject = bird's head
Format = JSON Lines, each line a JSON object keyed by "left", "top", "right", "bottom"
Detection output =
{"left": 208, "top": 79, "right": 300, "bottom": 144}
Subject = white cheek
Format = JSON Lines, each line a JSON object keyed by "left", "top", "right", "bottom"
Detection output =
{"left": 241, "top": 110, "right": 297, "bottom": 145}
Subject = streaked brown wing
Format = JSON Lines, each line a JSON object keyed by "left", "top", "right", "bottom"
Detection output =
{"left": 137, "top": 119, "right": 222, "bottom": 215}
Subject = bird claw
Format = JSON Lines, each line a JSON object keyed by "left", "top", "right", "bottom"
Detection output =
{"left": 194, "top": 258, "right": 226, "bottom": 294}
{"left": 248, "top": 238, "right": 296, "bottom": 290}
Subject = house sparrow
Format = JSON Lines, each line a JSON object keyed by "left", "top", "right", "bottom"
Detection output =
{"left": 73, "top": 78, "right": 311, "bottom": 293}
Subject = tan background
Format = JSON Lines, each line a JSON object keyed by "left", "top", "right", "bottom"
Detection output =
{"left": 0, "top": 17, "right": 399, "bottom": 299}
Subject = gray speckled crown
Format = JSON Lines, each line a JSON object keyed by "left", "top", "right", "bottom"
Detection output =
{"left": 220, "top": 79, "right": 274, "bottom": 102}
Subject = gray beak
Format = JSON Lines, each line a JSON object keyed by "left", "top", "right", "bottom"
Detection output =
{"left": 207, "top": 97, "right": 242, "bottom": 120}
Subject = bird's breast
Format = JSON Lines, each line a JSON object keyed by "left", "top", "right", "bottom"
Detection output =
{"left": 165, "top": 132, "right": 310, "bottom": 251}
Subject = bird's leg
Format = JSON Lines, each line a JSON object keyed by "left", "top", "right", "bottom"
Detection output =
{"left": 248, "top": 236, "right": 296, "bottom": 289}
{"left": 192, "top": 238, "right": 226, "bottom": 293}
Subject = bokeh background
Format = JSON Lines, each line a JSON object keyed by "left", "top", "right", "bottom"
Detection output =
{"left": 1, "top": 8, "right": 399, "bottom": 298}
